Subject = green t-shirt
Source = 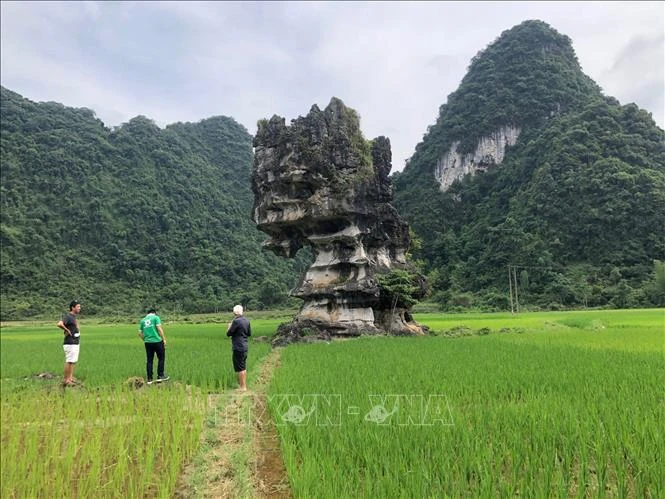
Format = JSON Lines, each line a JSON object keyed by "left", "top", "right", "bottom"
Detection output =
{"left": 139, "top": 313, "right": 162, "bottom": 343}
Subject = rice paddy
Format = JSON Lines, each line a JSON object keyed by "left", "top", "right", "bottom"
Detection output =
{"left": 1, "top": 308, "right": 663, "bottom": 497}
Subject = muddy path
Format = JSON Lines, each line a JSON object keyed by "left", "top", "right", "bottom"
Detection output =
{"left": 175, "top": 349, "right": 291, "bottom": 498}
{"left": 250, "top": 350, "right": 291, "bottom": 498}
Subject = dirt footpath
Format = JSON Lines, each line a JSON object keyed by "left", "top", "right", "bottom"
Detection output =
{"left": 175, "top": 349, "right": 291, "bottom": 498}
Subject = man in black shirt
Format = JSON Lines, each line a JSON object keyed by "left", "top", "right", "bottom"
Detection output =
{"left": 227, "top": 304, "right": 251, "bottom": 391}
{"left": 57, "top": 300, "right": 81, "bottom": 386}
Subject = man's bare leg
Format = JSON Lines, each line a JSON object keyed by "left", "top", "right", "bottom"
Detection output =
{"left": 64, "top": 363, "right": 74, "bottom": 384}
{"left": 238, "top": 370, "right": 247, "bottom": 391}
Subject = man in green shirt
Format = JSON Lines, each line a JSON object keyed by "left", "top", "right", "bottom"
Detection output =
{"left": 138, "top": 308, "right": 169, "bottom": 384}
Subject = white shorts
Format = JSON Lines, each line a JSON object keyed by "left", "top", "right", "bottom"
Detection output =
{"left": 63, "top": 345, "right": 80, "bottom": 363}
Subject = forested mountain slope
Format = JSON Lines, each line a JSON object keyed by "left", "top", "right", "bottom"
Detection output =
{"left": 1, "top": 87, "right": 306, "bottom": 318}
{"left": 393, "top": 20, "right": 665, "bottom": 309}
{"left": 2, "top": 20, "right": 663, "bottom": 318}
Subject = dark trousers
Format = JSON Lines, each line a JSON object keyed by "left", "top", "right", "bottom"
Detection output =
{"left": 145, "top": 341, "right": 165, "bottom": 380}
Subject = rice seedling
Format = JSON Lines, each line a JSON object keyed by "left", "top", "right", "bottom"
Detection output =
{"left": 268, "top": 309, "right": 664, "bottom": 497}
{"left": 1, "top": 384, "right": 206, "bottom": 498}
{"left": 2, "top": 309, "right": 662, "bottom": 496}
{"left": 1, "top": 318, "right": 271, "bottom": 496}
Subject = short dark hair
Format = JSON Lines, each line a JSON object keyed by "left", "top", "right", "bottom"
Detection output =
{"left": 69, "top": 300, "right": 80, "bottom": 311}
{"left": 148, "top": 308, "right": 157, "bottom": 314}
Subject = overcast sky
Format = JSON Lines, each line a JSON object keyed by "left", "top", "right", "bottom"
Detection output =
{"left": 2, "top": 1, "right": 663, "bottom": 171}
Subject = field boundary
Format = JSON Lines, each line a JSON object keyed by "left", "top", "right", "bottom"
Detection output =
{"left": 249, "top": 349, "right": 291, "bottom": 498}
{"left": 174, "top": 349, "right": 291, "bottom": 498}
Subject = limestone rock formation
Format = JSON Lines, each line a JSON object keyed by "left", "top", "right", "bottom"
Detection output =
{"left": 434, "top": 125, "right": 521, "bottom": 191}
{"left": 252, "top": 97, "right": 427, "bottom": 345}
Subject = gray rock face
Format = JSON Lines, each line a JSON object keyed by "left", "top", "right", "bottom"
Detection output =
{"left": 434, "top": 125, "right": 521, "bottom": 191}
{"left": 252, "top": 98, "right": 427, "bottom": 344}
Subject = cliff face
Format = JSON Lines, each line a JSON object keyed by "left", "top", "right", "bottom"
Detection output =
{"left": 252, "top": 98, "right": 427, "bottom": 344}
{"left": 434, "top": 125, "right": 520, "bottom": 190}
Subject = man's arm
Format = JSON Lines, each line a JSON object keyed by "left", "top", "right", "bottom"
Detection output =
{"left": 57, "top": 319, "right": 71, "bottom": 336}
{"left": 227, "top": 320, "right": 235, "bottom": 336}
{"left": 247, "top": 322, "right": 251, "bottom": 337}
{"left": 157, "top": 325, "right": 167, "bottom": 345}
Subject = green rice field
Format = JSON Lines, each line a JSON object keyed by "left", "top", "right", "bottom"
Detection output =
{"left": 1, "top": 308, "right": 663, "bottom": 497}
{"left": 0, "top": 320, "right": 271, "bottom": 498}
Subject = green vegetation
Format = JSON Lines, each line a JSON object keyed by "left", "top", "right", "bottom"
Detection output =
{"left": 4, "top": 23, "right": 663, "bottom": 319}
{"left": 2, "top": 309, "right": 663, "bottom": 496}
{"left": 394, "top": 20, "right": 665, "bottom": 311}
{"left": 3, "top": 17, "right": 663, "bottom": 497}
{"left": 269, "top": 308, "right": 664, "bottom": 497}
{"left": 0, "top": 321, "right": 271, "bottom": 390}
{"left": 1, "top": 385, "right": 205, "bottom": 498}
{"left": 376, "top": 268, "right": 425, "bottom": 308}
{"left": 0, "top": 316, "right": 272, "bottom": 497}
{"left": 0, "top": 86, "right": 308, "bottom": 319}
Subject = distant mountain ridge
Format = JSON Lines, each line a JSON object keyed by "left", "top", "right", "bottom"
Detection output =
{"left": 2, "top": 20, "right": 663, "bottom": 318}
{"left": 394, "top": 20, "right": 665, "bottom": 309}
{"left": 0, "top": 86, "right": 306, "bottom": 318}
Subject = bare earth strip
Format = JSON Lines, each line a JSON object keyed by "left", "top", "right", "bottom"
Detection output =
{"left": 250, "top": 349, "right": 291, "bottom": 498}
{"left": 175, "top": 349, "right": 291, "bottom": 498}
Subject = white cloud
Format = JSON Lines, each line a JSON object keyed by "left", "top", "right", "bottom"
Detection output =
{"left": 1, "top": 1, "right": 663, "bottom": 171}
{"left": 600, "top": 34, "right": 665, "bottom": 125}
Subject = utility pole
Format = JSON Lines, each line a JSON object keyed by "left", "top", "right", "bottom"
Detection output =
{"left": 508, "top": 265, "right": 514, "bottom": 313}
{"left": 513, "top": 265, "right": 520, "bottom": 313}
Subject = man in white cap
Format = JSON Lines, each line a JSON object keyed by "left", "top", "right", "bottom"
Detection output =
{"left": 227, "top": 304, "right": 251, "bottom": 391}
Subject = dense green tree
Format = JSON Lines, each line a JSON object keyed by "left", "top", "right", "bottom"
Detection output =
{"left": 0, "top": 87, "right": 307, "bottom": 318}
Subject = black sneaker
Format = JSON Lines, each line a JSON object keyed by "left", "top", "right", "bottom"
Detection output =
{"left": 156, "top": 375, "right": 170, "bottom": 382}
